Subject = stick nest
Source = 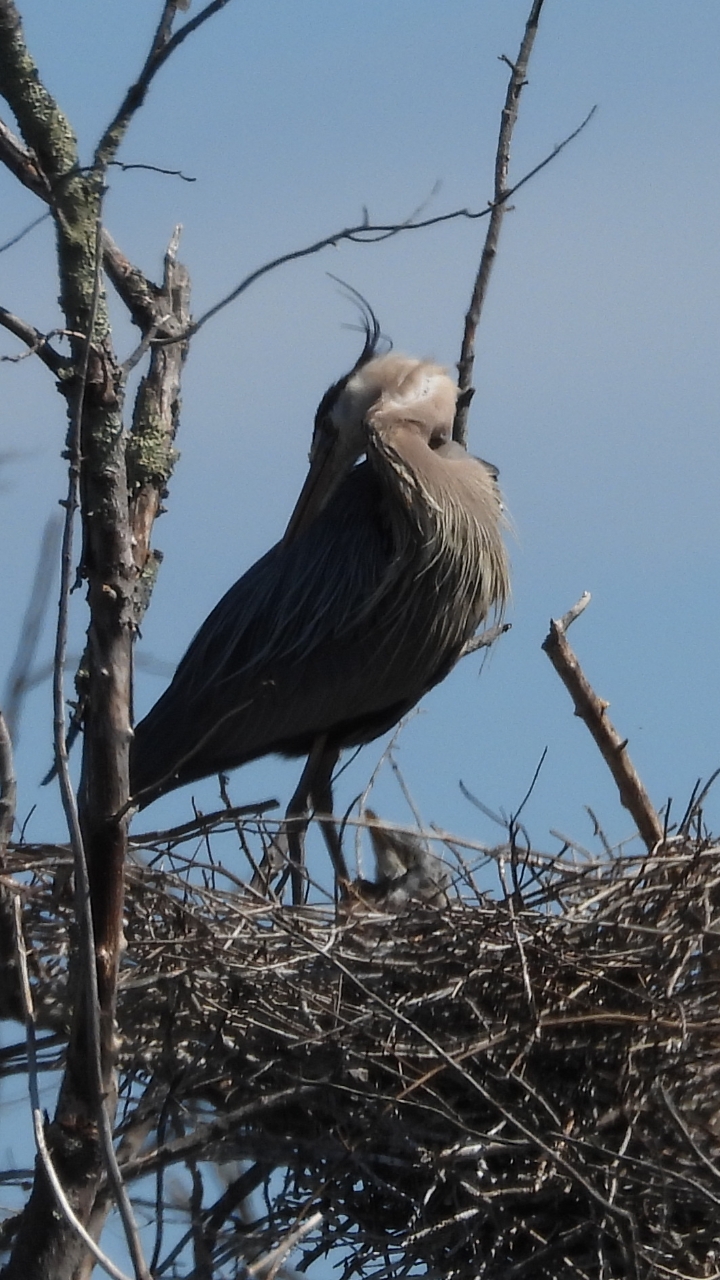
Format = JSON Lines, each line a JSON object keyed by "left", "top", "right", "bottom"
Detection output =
{"left": 3, "top": 824, "right": 720, "bottom": 1279}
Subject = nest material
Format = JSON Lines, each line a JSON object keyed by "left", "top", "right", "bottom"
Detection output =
{"left": 3, "top": 827, "right": 720, "bottom": 1279}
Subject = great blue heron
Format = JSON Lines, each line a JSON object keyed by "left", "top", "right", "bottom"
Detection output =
{"left": 131, "top": 310, "right": 509, "bottom": 902}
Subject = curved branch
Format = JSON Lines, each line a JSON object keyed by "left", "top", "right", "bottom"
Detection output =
{"left": 158, "top": 123, "right": 594, "bottom": 347}
{"left": 0, "top": 306, "right": 71, "bottom": 374}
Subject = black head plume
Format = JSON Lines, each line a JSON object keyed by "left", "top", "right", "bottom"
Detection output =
{"left": 313, "top": 278, "right": 386, "bottom": 430}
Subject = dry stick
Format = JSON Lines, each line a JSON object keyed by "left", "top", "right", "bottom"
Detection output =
{"left": 0, "top": 709, "right": 16, "bottom": 854}
{"left": 94, "top": 0, "right": 234, "bottom": 169}
{"left": 542, "top": 593, "right": 664, "bottom": 852}
{"left": 173, "top": 118, "right": 594, "bottom": 346}
{"left": 454, "top": 0, "right": 545, "bottom": 447}
{"left": 11, "top": 897, "right": 135, "bottom": 1280}
{"left": 0, "top": 305, "right": 71, "bottom": 373}
{"left": 246, "top": 1211, "right": 323, "bottom": 1278}
{"left": 3, "top": 515, "right": 62, "bottom": 744}
{"left": 51, "top": 215, "right": 150, "bottom": 1280}
{"left": 0, "top": 709, "right": 17, "bottom": 1021}
{"left": 278, "top": 917, "right": 635, "bottom": 1232}
{"left": 2, "top": 105, "right": 592, "bottom": 359}
{"left": 460, "top": 619, "right": 511, "bottom": 657}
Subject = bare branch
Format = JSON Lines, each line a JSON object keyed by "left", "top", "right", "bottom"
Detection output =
{"left": 454, "top": 0, "right": 545, "bottom": 445}
{"left": 247, "top": 1212, "right": 323, "bottom": 1277}
{"left": 0, "top": 710, "right": 16, "bottom": 854}
{"left": 0, "top": 2, "right": 78, "bottom": 185}
{"left": 542, "top": 596, "right": 664, "bottom": 852}
{"left": 130, "top": 799, "right": 279, "bottom": 849}
{"left": 3, "top": 516, "right": 62, "bottom": 747}
{"left": 125, "top": 227, "right": 190, "bottom": 632}
{"left": 0, "top": 208, "right": 51, "bottom": 254}
{"left": 101, "top": 229, "right": 164, "bottom": 330}
{"left": 159, "top": 126, "right": 593, "bottom": 347}
{"left": 11, "top": 897, "right": 136, "bottom": 1280}
{"left": 0, "top": 306, "right": 71, "bottom": 374}
{"left": 460, "top": 620, "right": 512, "bottom": 657}
{"left": 108, "top": 159, "right": 195, "bottom": 182}
{"left": 0, "top": 115, "right": 50, "bottom": 199}
{"left": 94, "top": 0, "right": 234, "bottom": 168}
{"left": 51, "top": 218, "right": 151, "bottom": 1280}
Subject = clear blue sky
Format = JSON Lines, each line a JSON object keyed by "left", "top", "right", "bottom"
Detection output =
{"left": 2, "top": 1, "right": 720, "bottom": 1270}
{"left": 2, "top": 0, "right": 719, "bottom": 872}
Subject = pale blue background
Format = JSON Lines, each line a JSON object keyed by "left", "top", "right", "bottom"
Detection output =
{"left": 1, "top": 0, "right": 719, "bottom": 1268}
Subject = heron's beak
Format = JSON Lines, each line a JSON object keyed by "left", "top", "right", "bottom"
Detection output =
{"left": 283, "top": 432, "right": 356, "bottom": 545}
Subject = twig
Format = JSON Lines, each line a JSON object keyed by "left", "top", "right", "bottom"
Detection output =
{"left": 130, "top": 799, "right": 279, "bottom": 849}
{"left": 117, "top": 1090, "right": 316, "bottom": 1182}
{"left": 169, "top": 131, "right": 591, "bottom": 344}
{"left": 453, "top": 20, "right": 594, "bottom": 445}
{"left": 679, "top": 766, "right": 720, "bottom": 836}
{"left": 11, "top": 897, "right": 135, "bottom": 1280}
{"left": 0, "top": 709, "right": 16, "bottom": 854}
{"left": 94, "top": 0, "right": 235, "bottom": 168}
{"left": 661, "top": 1085, "right": 720, "bottom": 1188}
{"left": 3, "top": 515, "right": 62, "bottom": 745}
{"left": 460, "top": 620, "right": 511, "bottom": 657}
{"left": 0, "top": 306, "right": 72, "bottom": 374}
{"left": 0, "top": 208, "right": 51, "bottom": 253}
{"left": 246, "top": 1211, "right": 323, "bottom": 1277}
{"left": 542, "top": 594, "right": 664, "bottom": 852}
{"left": 108, "top": 160, "right": 195, "bottom": 182}
{"left": 454, "top": 0, "right": 546, "bottom": 445}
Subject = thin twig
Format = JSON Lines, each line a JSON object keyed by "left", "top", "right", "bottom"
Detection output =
{"left": 0, "top": 208, "right": 51, "bottom": 253}
{"left": 542, "top": 594, "right": 664, "bottom": 852}
{"left": 247, "top": 1211, "right": 323, "bottom": 1277}
{"left": 11, "top": 896, "right": 135, "bottom": 1280}
{"left": 454, "top": 0, "right": 546, "bottom": 445}
{"left": 130, "top": 800, "right": 279, "bottom": 848}
{"left": 3, "top": 515, "right": 62, "bottom": 745}
{"left": 108, "top": 160, "right": 195, "bottom": 182}
{"left": 94, "top": 0, "right": 235, "bottom": 168}
{"left": 460, "top": 620, "right": 512, "bottom": 657}
{"left": 154, "top": 121, "right": 596, "bottom": 349}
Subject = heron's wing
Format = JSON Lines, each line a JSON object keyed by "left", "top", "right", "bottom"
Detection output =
{"left": 132, "top": 464, "right": 397, "bottom": 795}
{"left": 173, "top": 462, "right": 390, "bottom": 696}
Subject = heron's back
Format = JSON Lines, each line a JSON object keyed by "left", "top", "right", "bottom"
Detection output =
{"left": 131, "top": 456, "right": 505, "bottom": 806}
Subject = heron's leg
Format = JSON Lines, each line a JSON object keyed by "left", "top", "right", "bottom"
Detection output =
{"left": 282, "top": 737, "right": 329, "bottom": 905}
{"left": 308, "top": 743, "right": 350, "bottom": 899}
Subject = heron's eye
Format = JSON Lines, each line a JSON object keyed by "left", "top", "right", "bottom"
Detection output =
{"left": 428, "top": 428, "right": 448, "bottom": 450}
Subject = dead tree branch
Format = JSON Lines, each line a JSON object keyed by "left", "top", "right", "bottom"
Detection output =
{"left": 0, "top": 306, "right": 71, "bottom": 373}
{"left": 125, "top": 225, "right": 190, "bottom": 631}
{"left": 454, "top": 0, "right": 545, "bottom": 445}
{"left": 542, "top": 593, "right": 664, "bottom": 852}
{"left": 11, "top": 898, "right": 136, "bottom": 1280}
{"left": 2, "top": 516, "right": 61, "bottom": 746}
{"left": 94, "top": 1, "right": 234, "bottom": 169}
{"left": 0, "top": 711, "right": 15, "bottom": 854}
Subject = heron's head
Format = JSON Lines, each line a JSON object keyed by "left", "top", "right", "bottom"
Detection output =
{"left": 284, "top": 314, "right": 459, "bottom": 542}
